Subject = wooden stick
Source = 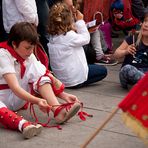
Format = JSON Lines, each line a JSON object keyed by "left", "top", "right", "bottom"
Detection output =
{"left": 81, "top": 107, "right": 119, "bottom": 148}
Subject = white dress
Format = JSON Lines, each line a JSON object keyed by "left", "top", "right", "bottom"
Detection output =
{"left": 0, "top": 49, "right": 50, "bottom": 111}
{"left": 48, "top": 20, "right": 90, "bottom": 87}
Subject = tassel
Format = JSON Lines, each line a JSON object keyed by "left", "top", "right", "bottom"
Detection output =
{"left": 78, "top": 111, "right": 93, "bottom": 121}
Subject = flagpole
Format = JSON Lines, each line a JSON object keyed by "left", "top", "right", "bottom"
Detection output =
{"left": 81, "top": 107, "right": 119, "bottom": 148}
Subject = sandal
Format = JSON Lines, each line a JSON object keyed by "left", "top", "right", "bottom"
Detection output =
{"left": 54, "top": 102, "right": 81, "bottom": 124}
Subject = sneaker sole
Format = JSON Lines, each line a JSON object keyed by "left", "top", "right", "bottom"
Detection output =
{"left": 95, "top": 61, "right": 118, "bottom": 66}
{"left": 23, "top": 124, "right": 42, "bottom": 139}
{"left": 56, "top": 103, "right": 81, "bottom": 124}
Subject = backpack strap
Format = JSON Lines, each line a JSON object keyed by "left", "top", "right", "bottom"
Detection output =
{"left": 34, "top": 43, "right": 49, "bottom": 69}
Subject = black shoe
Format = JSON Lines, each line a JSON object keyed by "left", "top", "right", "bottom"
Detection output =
{"left": 95, "top": 57, "right": 118, "bottom": 66}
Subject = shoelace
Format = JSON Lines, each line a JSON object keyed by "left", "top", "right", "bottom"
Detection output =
{"left": 54, "top": 102, "right": 93, "bottom": 120}
{"left": 30, "top": 103, "right": 62, "bottom": 130}
{"left": 54, "top": 103, "right": 75, "bottom": 117}
{"left": 29, "top": 102, "right": 93, "bottom": 130}
{"left": 78, "top": 102, "right": 93, "bottom": 121}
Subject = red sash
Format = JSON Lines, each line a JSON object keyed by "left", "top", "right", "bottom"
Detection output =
{"left": 0, "top": 84, "right": 9, "bottom": 90}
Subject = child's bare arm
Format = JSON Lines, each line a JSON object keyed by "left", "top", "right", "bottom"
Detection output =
{"left": 3, "top": 73, "right": 50, "bottom": 112}
{"left": 113, "top": 40, "right": 133, "bottom": 59}
{"left": 75, "top": 9, "right": 84, "bottom": 21}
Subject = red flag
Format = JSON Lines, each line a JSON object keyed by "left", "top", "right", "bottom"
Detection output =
{"left": 118, "top": 72, "right": 148, "bottom": 144}
{"left": 81, "top": 72, "right": 148, "bottom": 147}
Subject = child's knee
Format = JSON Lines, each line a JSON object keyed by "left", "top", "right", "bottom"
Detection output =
{"left": 120, "top": 64, "right": 133, "bottom": 72}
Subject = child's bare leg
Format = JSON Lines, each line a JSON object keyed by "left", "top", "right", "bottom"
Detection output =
{"left": 38, "top": 83, "right": 60, "bottom": 112}
{"left": 38, "top": 83, "right": 80, "bottom": 124}
{"left": 38, "top": 83, "right": 66, "bottom": 122}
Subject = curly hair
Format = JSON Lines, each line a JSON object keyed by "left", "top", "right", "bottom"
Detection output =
{"left": 48, "top": 2, "right": 74, "bottom": 35}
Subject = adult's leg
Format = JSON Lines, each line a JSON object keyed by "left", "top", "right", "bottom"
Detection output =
{"left": 35, "top": 0, "right": 49, "bottom": 56}
{"left": 83, "top": 43, "right": 96, "bottom": 64}
{"left": 99, "top": 30, "right": 108, "bottom": 53}
{"left": 90, "top": 30, "right": 104, "bottom": 61}
{"left": 119, "top": 64, "right": 144, "bottom": 88}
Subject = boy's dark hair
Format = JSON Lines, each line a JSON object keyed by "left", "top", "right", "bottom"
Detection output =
{"left": 8, "top": 22, "right": 39, "bottom": 47}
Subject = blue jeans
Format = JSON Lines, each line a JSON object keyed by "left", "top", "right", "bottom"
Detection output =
{"left": 119, "top": 64, "right": 146, "bottom": 88}
{"left": 35, "top": 0, "right": 49, "bottom": 55}
{"left": 69, "top": 64, "right": 107, "bottom": 88}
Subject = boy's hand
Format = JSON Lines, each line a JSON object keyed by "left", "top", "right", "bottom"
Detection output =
{"left": 38, "top": 99, "right": 51, "bottom": 113}
{"left": 58, "top": 92, "right": 80, "bottom": 103}
{"left": 65, "top": 93, "right": 80, "bottom": 103}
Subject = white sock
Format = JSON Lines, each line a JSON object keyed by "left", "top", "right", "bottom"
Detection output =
{"left": 0, "top": 101, "right": 7, "bottom": 108}
{"left": 18, "top": 119, "right": 27, "bottom": 132}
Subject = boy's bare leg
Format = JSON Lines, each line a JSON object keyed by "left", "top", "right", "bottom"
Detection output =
{"left": 38, "top": 83, "right": 80, "bottom": 123}
{"left": 38, "top": 83, "right": 60, "bottom": 112}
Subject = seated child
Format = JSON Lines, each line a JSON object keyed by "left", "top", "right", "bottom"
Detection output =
{"left": 0, "top": 22, "right": 81, "bottom": 139}
{"left": 113, "top": 8, "right": 148, "bottom": 89}
{"left": 47, "top": 2, "right": 107, "bottom": 88}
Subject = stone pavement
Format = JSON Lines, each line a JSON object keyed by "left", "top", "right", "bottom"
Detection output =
{"left": 0, "top": 33, "right": 147, "bottom": 148}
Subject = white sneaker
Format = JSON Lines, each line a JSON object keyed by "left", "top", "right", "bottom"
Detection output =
{"left": 22, "top": 122, "right": 42, "bottom": 139}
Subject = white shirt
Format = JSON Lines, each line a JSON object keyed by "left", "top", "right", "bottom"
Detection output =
{"left": 2, "top": 0, "right": 38, "bottom": 33}
{"left": 48, "top": 20, "right": 90, "bottom": 87}
{"left": 0, "top": 49, "right": 50, "bottom": 110}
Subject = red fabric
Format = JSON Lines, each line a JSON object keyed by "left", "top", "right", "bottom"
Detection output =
{"left": 54, "top": 102, "right": 93, "bottom": 121}
{"left": 36, "top": 70, "right": 65, "bottom": 96}
{"left": 83, "top": 0, "right": 111, "bottom": 23}
{"left": 118, "top": 72, "right": 148, "bottom": 127}
{"left": 0, "top": 84, "right": 9, "bottom": 90}
{"left": 0, "top": 41, "right": 25, "bottom": 78}
{"left": 34, "top": 44, "right": 49, "bottom": 69}
{"left": 45, "top": 70, "right": 65, "bottom": 95}
{"left": 114, "top": 18, "right": 139, "bottom": 29}
{"left": 0, "top": 107, "right": 23, "bottom": 130}
{"left": 78, "top": 102, "right": 93, "bottom": 121}
{"left": 110, "top": 0, "right": 140, "bottom": 30}
{"left": 54, "top": 103, "right": 74, "bottom": 118}
{"left": 0, "top": 42, "right": 49, "bottom": 79}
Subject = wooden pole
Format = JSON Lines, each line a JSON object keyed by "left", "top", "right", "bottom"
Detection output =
{"left": 81, "top": 107, "right": 119, "bottom": 148}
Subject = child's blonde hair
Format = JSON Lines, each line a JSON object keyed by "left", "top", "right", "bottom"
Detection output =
{"left": 136, "top": 8, "right": 148, "bottom": 46}
{"left": 48, "top": 2, "right": 74, "bottom": 35}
